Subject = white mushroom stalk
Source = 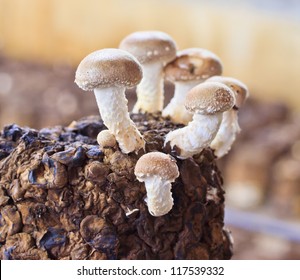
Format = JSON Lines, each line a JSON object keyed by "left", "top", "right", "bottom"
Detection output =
{"left": 133, "top": 62, "right": 164, "bottom": 113}
{"left": 134, "top": 152, "right": 179, "bottom": 217}
{"left": 162, "top": 48, "right": 223, "bottom": 124}
{"left": 75, "top": 48, "right": 145, "bottom": 154}
{"left": 165, "top": 113, "right": 223, "bottom": 159}
{"left": 206, "top": 76, "right": 249, "bottom": 158}
{"left": 119, "top": 31, "right": 177, "bottom": 113}
{"left": 142, "top": 175, "right": 174, "bottom": 217}
{"left": 210, "top": 109, "right": 240, "bottom": 158}
{"left": 94, "top": 87, "right": 144, "bottom": 153}
{"left": 162, "top": 80, "right": 199, "bottom": 124}
{"left": 164, "top": 82, "right": 235, "bottom": 159}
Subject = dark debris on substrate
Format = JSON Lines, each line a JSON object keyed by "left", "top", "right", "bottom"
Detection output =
{"left": 0, "top": 112, "right": 232, "bottom": 260}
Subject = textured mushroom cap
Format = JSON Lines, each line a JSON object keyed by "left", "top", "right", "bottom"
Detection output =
{"left": 97, "top": 130, "right": 116, "bottom": 148}
{"left": 134, "top": 152, "right": 179, "bottom": 181}
{"left": 164, "top": 48, "right": 223, "bottom": 82}
{"left": 119, "top": 31, "right": 177, "bottom": 64}
{"left": 185, "top": 82, "right": 235, "bottom": 115}
{"left": 206, "top": 76, "right": 249, "bottom": 108}
{"left": 75, "top": 48, "right": 143, "bottom": 91}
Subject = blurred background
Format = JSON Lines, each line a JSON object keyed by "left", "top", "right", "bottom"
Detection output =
{"left": 0, "top": 0, "right": 300, "bottom": 259}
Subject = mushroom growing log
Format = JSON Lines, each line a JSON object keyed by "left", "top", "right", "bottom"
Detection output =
{"left": 0, "top": 113, "right": 233, "bottom": 260}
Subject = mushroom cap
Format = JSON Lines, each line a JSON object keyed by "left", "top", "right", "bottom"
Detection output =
{"left": 75, "top": 48, "right": 143, "bottom": 91}
{"left": 185, "top": 82, "right": 235, "bottom": 115}
{"left": 164, "top": 48, "right": 223, "bottom": 83}
{"left": 119, "top": 31, "right": 177, "bottom": 64}
{"left": 206, "top": 76, "right": 249, "bottom": 108}
{"left": 97, "top": 130, "right": 116, "bottom": 148}
{"left": 134, "top": 152, "right": 179, "bottom": 181}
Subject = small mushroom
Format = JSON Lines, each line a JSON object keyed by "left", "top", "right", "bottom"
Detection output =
{"left": 134, "top": 152, "right": 179, "bottom": 216}
{"left": 97, "top": 130, "right": 117, "bottom": 149}
{"left": 75, "top": 48, "right": 145, "bottom": 154}
{"left": 207, "top": 76, "right": 249, "bottom": 158}
{"left": 163, "top": 48, "right": 223, "bottom": 124}
{"left": 164, "top": 82, "right": 235, "bottom": 159}
{"left": 119, "top": 31, "right": 177, "bottom": 113}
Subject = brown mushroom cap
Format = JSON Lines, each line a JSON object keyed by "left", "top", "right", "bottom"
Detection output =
{"left": 185, "top": 82, "right": 235, "bottom": 115}
{"left": 119, "top": 31, "right": 177, "bottom": 64}
{"left": 206, "top": 76, "right": 249, "bottom": 108}
{"left": 134, "top": 152, "right": 179, "bottom": 181}
{"left": 75, "top": 48, "right": 143, "bottom": 91}
{"left": 164, "top": 48, "right": 223, "bottom": 83}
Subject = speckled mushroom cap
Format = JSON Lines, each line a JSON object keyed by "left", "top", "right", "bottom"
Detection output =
{"left": 185, "top": 82, "right": 235, "bottom": 115}
{"left": 164, "top": 48, "right": 223, "bottom": 83}
{"left": 119, "top": 31, "right": 177, "bottom": 64}
{"left": 206, "top": 76, "right": 249, "bottom": 109}
{"left": 75, "top": 48, "right": 143, "bottom": 91}
{"left": 134, "top": 152, "right": 179, "bottom": 181}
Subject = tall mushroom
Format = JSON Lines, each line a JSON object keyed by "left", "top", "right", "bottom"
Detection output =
{"left": 134, "top": 152, "right": 179, "bottom": 217}
{"left": 75, "top": 48, "right": 145, "bottom": 154}
{"left": 119, "top": 31, "right": 177, "bottom": 113}
{"left": 162, "top": 48, "right": 223, "bottom": 124}
{"left": 164, "top": 82, "right": 235, "bottom": 159}
{"left": 207, "top": 76, "right": 249, "bottom": 158}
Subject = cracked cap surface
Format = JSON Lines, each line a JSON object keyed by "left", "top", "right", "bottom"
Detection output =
{"left": 165, "top": 48, "right": 223, "bottom": 83}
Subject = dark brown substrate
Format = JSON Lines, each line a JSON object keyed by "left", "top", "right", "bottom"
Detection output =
{"left": 0, "top": 113, "right": 232, "bottom": 260}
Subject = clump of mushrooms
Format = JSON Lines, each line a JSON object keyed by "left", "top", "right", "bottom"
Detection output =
{"left": 162, "top": 48, "right": 223, "bottom": 124}
{"left": 207, "top": 76, "right": 249, "bottom": 158}
{"left": 74, "top": 32, "right": 249, "bottom": 219}
{"left": 164, "top": 82, "right": 235, "bottom": 159}
{"left": 134, "top": 152, "right": 179, "bottom": 216}
{"left": 119, "top": 31, "right": 177, "bottom": 113}
{"left": 75, "top": 48, "right": 145, "bottom": 154}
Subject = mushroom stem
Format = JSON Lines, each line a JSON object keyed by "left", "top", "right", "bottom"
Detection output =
{"left": 94, "top": 87, "right": 145, "bottom": 154}
{"left": 165, "top": 113, "right": 223, "bottom": 159}
{"left": 143, "top": 176, "right": 173, "bottom": 217}
{"left": 162, "top": 80, "right": 200, "bottom": 124}
{"left": 133, "top": 63, "right": 164, "bottom": 113}
{"left": 210, "top": 109, "right": 240, "bottom": 158}
{"left": 134, "top": 152, "right": 179, "bottom": 217}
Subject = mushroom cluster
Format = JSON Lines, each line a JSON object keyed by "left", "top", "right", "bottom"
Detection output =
{"left": 75, "top": 30, "right": 249, "bottom": 217}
